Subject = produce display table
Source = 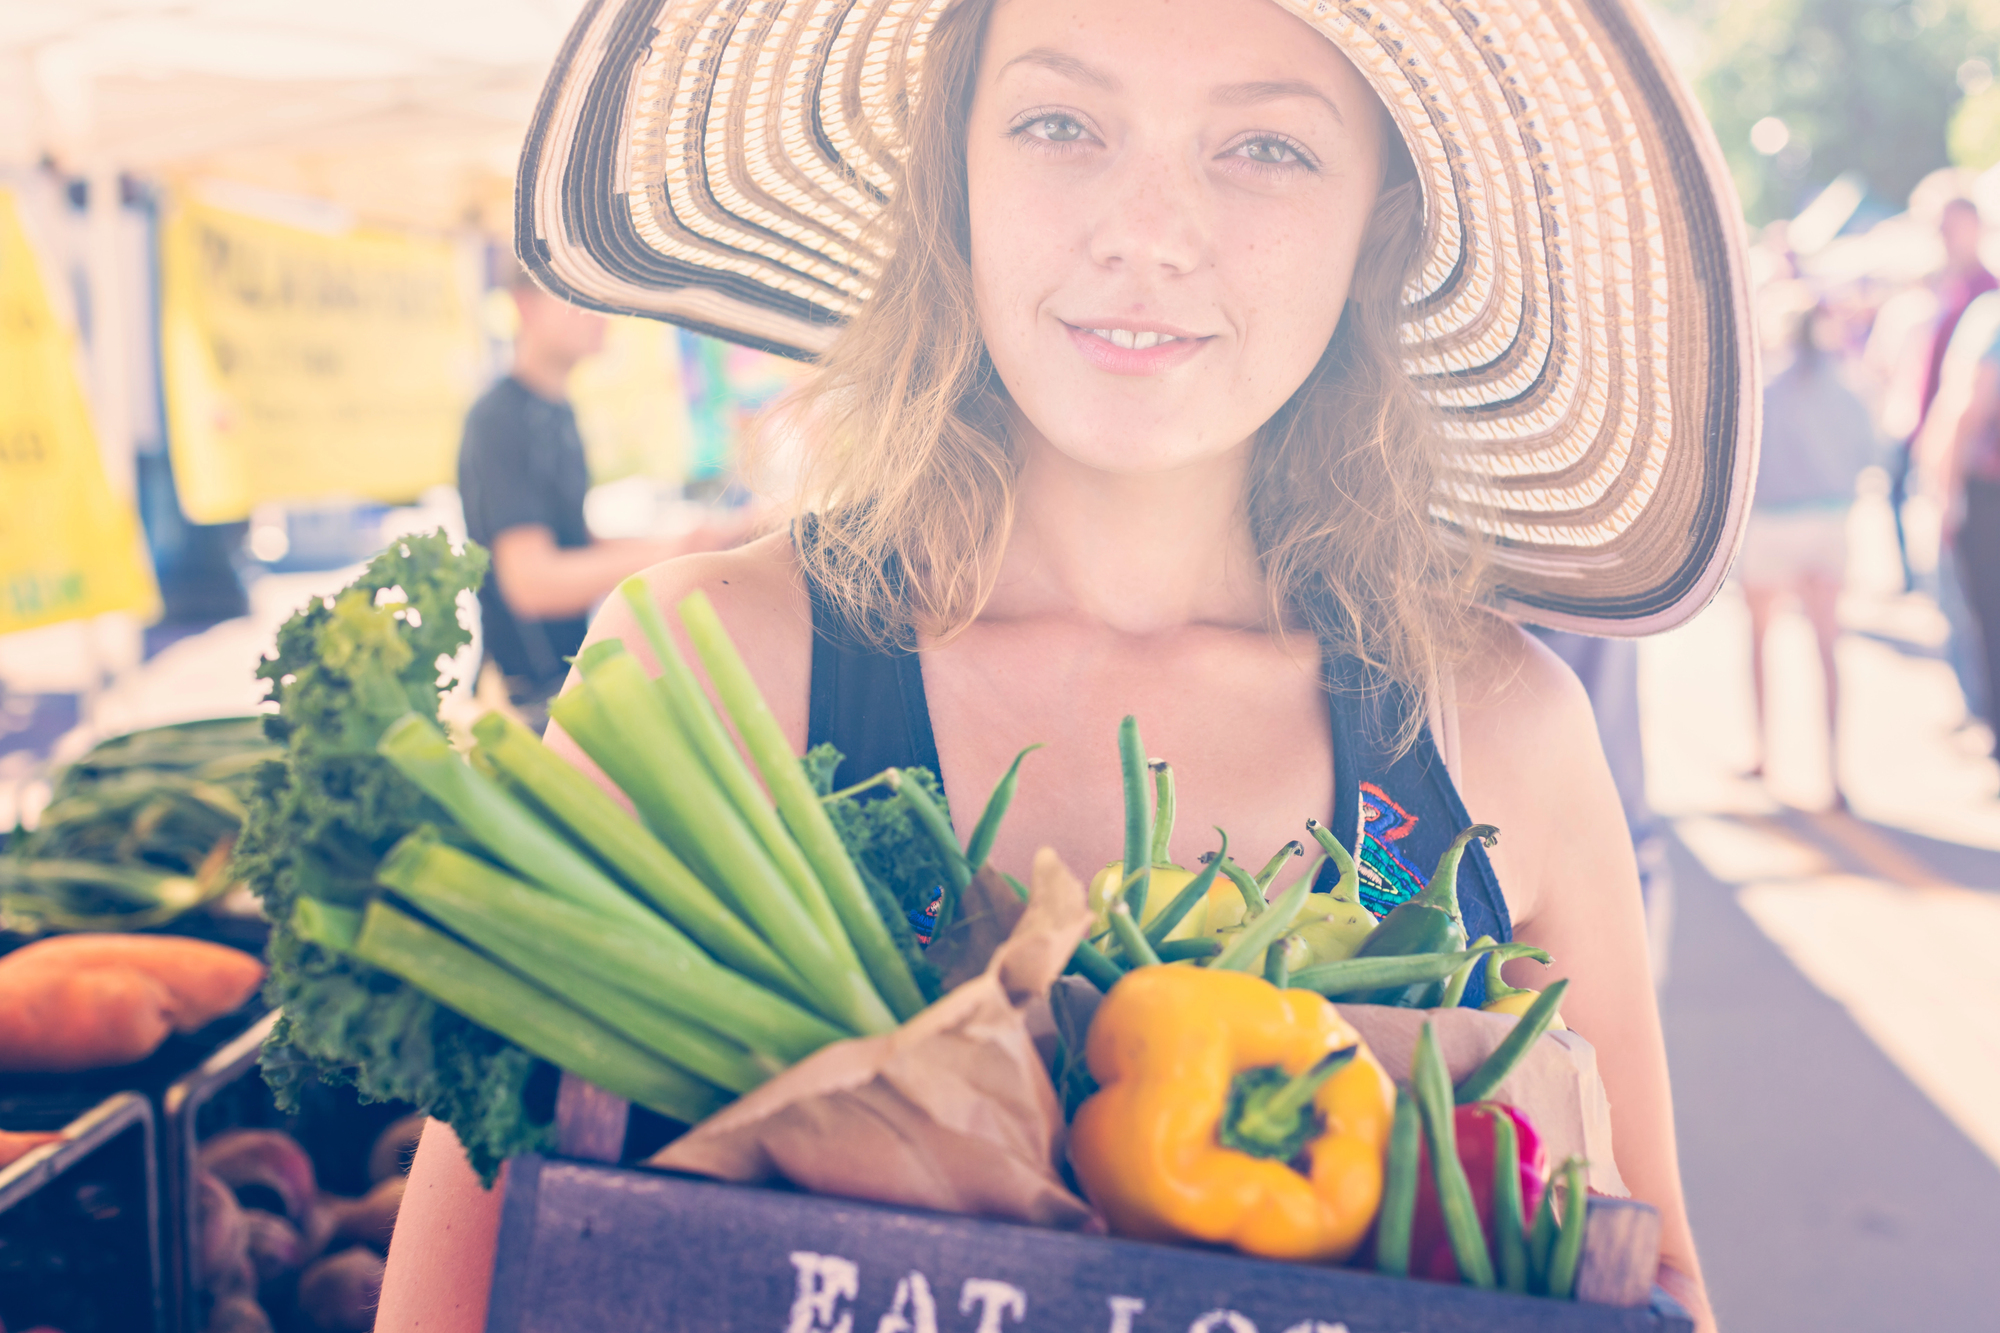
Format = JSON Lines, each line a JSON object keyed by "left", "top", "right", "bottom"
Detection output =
{"left": 488, "top": 1155, "right": 1693, "bottom": 1333}
{"left": 0, "top": 1090, "right": 165, "bottom": 1333}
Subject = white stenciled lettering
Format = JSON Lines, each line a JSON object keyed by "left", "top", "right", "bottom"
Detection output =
{"left": 1188, "top": 1312, "right": 1257, "bottom": 1333}
{"left": 875, "top": 1272, "right": 939, "bottom": 1333}
{"left": 786, "top": 1251, "right": 860, "bottom": 1333}
{"left": 1106, "top": 1295, "right": 1146, "bottom": 1333}
{"left": 1280, "top": 1324, "right": 1351, "bottom": 1333}
{"left": 958, "top": 1278, "right": 1028, "bottom": 1333}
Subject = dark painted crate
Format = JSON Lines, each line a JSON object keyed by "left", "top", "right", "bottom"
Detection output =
{"left": 487, "top": 1155, "right": 1692, "bottom": 1333}
{"left": 0, "top": 1091, "right": 165, "bottom": 1333}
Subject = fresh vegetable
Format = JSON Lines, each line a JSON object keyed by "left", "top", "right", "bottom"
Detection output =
{"left": 1373, "top": 1088, "right": 1421, "bottom": 1276}
{"left": 1087, "top": 741, "right": 1207, "bottom": 946}
{"left": 1488, "top": 1105, "right": 1530, "bottom": 1293}
{"left": 1454, "top": 979, "right": 1571, "bottom": 1105}
{"left": 0, "top": 934, "right": 266, "bottom": 1072}
{"left": 1481, "top": 951, "right": 1569, "bottom": 1029}
{"left": 1287, "top": 940, "right": 1548, "bottom": 1000}
{"left": 1347, "top": 825, "right": 1498, "bottom": 1005}
{"left": 1069, "top": 965, "right": 1395, "bottom": 1262}
{"left": 1410, "top": 1020, "right": 1495, "bottom": 1287}
{"left": 1292, "top": 818, "right": 1377, "bottom": 964}
{"left": 1408, "top": 1100, "right": 1546, "bottom": 1285}
{"left": 0, "top": 932, "right": 263, "bottom": 1030}
{"left": 2, "top": 717, "right": 276, "bottom": 934}
{"left": 1545, "top": 1157, "right": 1589, "bottom": 1298}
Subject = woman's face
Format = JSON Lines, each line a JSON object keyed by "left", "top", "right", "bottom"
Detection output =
{"left": 966, "top": 0, "right": 1388, "bottom": 477}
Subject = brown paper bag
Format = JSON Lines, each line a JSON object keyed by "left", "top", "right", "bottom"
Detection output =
{"left": 649, "top": 849, "right": 1095, "bottom": 1229}
{"left": 1333, "top": 1004, "right": 1628, "bottom": 1197}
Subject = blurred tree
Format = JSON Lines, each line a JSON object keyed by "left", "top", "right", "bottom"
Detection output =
{"left": 1662, "top": 0, "right": 1986, "bottom": 223}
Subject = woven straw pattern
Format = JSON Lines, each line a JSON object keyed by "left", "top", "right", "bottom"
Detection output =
{"left": 517, "top": 0, "right": 1754, "bottom": 632}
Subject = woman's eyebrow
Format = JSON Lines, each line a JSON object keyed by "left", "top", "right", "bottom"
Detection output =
{"left": 996, "top": 47, "right": 1121, "bottom": 91}
{"left": 1211, "top": 79, "right": 1345, "bottom": 125}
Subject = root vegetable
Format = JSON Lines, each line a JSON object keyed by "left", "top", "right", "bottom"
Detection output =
{"left": 204, "top": 1293, "right": 273, "bottom": 1333}
{"left": 0, "top": 1129, "right": 61, "bottom": 1169}
{"left": 201, "top": 1130, "right": 318, "bottom": 1225}
{"left": 298, "top": 1247, "right": 384, "bottom": 1331}
{"left": 193, "top": 1170, "right": 254, "bottom": 1297}
{"left": 0, "top": 934, "right": 263, "bottom": 1032}
{"left": 0, "top": 966, "right": 173, "bottom": 1072}
{"left": 241, "top": 1208, "right": 304, "bottom": 1284}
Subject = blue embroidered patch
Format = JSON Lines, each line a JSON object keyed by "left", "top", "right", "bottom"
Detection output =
{"left": 1357, "top": 781, "right": 1428, "bottom": 917}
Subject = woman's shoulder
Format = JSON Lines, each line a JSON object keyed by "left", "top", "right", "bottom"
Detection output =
{"left": 580, "top": 529, "right": 818, "bottom": 749}
{"left": 1447, "top": 610, "right": 1611, "bottom": 924}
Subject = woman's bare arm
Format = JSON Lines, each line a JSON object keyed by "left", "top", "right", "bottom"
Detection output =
{"left": 1453, "top": 622, "right": 1713, "bottom": 1331}
{"left": 377, "top": 1120, "right": 506, "bottom": 1333}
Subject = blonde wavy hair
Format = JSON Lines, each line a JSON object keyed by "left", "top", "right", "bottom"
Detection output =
{"left": 772, "top": 0, "right": 1488, "bottom": 729}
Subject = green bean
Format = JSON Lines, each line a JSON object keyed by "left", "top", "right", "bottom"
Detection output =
{"left": 1303, "top": 816, "right": 1359, "bottom": 898}
{"left": 1288, "top": 940, "right": 1541, "bottom": 999}
{"left": 352, "top": 900, "right": 726, "bottom": 1126}
{"left": 966, "top": 745, "right": 1042, "bottom": 873}
{"left": 1212, "top": 874, "right": 1311, "bottom": 972}
{"left": 1107, "top": 899, "right": 1162, "bottom": 968}
{"left": 1489, "top": 1107, "right": 1529, "bottom": 1293}
{"left": 1263, "top": 940, "right": 1289, "bottom": 987}
{"left": 1455, "top": 978, "right": 1571, "bottom": 1104}
{"left": 1143, "top": 828, "right": 1228, "bottom": 946}
{"left": 1216, "top": 856, "right": 1267, "bottom": 917}
{"left": 1155, "top": 938, "right": 1221, "bottom": 963}
{"left": 1413, "top": 1021, "right": 1496, "bottom": 1288}
{"left": 1070, "top": 939, "right": 1128, "bottom": 987}
{"left": 1439, "top": 935, "right": 1494, "bottom": 1010}
{"left": 1545, "top": 1157, "right": 1588, "bottom": 1299}
{"left": 675, "top": 590, "right": 928, "bottom": 1021}
{"left": 1118, "top": 716, "right": 1153, "bottom": 923}
{"left": 1148, "top": 760, "right": 1176, "bottom": 865}
{"left": 1253, "top": 841, "right": 1303, "bottom": 892}
{"left": 1528, "top": 1173, "right": 1560, "bottom": 1294}
{"left": 1375, "top": 1087, "right": 1421, "bottom": 1277}
{"left": 472, "top": 710, "right": 809, "bottom": 1003}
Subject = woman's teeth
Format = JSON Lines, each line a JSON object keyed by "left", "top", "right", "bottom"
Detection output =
{"left": 1090, "top": 328, "right": 1179, "bottom": 350}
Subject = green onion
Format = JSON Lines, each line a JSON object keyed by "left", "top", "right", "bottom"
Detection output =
{"left": 377, "top": 832, "right": 844, "bottom": 1067}
{"left": 351, "top": 899, "right": 726, "bottom": 1125}
{"left": 376, "top": 712, "right": 654, "bottom": 931}
{"left": 565, "top": 645, "right": 896, "bottom": 1035}
{"left": 678, "top": 590, "right": 927, "bottom": 1021}
{"left": 471, "top": 710, "right": 810, "bottom": 1004}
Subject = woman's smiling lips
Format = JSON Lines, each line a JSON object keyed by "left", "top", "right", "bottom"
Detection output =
{"left": 1062, "top": 320, "right": 1211, "bottom": 375}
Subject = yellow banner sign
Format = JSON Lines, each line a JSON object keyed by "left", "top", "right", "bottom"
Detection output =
{"left": 0, "top": 188, "right": 158, "bottom": 636}
{"left": 160, "top": 196, "right": 483, "bottom": 524}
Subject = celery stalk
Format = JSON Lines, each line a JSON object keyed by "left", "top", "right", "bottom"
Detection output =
{"left": 471, "top": 710, "right": 811, "bottom": 1004}
{"left": 377, "top": 713, "right": 655, "bottom": 931}
{"left": 377, "top": 832, "right": 847, "bottom": 1064}
{"left": 560, "top": 647, "right": 897, "bottom": 1035}
{"left": 678, "top": 590, "right": 927, "bottom": 1020}
{"left": 617, "top": 579, "right": 852, "bottom": 951}
{"left": 352, "top": 899, "right": 726, "bottom": 1125}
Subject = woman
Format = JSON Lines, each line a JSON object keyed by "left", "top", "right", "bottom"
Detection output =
{"left": 383, "top": 0, "right": 1752, "bottom": 1326}
{"left": 1740, "top": 303, "right": 1877, "bottom": 811}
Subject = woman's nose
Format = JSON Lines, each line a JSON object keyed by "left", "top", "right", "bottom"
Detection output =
{"left": 1086, "top": 146, "right": 1208, "bottom": 277}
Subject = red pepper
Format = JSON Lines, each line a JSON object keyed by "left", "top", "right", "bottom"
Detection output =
{"left": 1409, "top": 1102, "right": 1545, "bottom": 1283}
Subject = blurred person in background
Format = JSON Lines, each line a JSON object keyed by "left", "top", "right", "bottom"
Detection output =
{"left": 1891, "top": 198, "right": 1994, "bottom": 589}
{"left": 1941, "top": 316, "right": 2000, "bottom": 782}
{"left": 1743, "top": 303, "right": 1879, "bottom": 812}
{"left": 459, "top": 273, "right": 756, "bottom": 729}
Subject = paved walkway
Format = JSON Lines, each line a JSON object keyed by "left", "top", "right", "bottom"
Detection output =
{"left": 1642, "top": 483, "right": 2000, "bottom": 1330}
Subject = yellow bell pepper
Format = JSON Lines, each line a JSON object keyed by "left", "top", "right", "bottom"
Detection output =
{"left": 1070, "top": 966, "right": 1396, "bottom": 1262}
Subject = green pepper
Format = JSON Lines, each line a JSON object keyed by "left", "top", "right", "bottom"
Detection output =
{"left": 1349, "top": 824, "right": 1497, "bottom": 1006}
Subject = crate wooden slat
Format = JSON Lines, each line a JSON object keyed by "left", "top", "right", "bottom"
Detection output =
{"left": 486, "top": 1155, "right": 1693, "bottom": 1333}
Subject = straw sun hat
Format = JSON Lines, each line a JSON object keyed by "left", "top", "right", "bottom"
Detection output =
{"left": 517, "top": 0, "right": 1757, "bottom": 635}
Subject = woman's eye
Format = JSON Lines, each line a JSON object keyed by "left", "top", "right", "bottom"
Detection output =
{"left": 1022, "top": 114, "right": 1086, "bottom": 143}
{"left": 1234, "top": 137, "right": 1304, "bottom": 166}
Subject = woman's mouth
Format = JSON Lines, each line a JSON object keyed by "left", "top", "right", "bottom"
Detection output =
{"left": 1063, "top": 322, "right": 1209, "bottom": 375}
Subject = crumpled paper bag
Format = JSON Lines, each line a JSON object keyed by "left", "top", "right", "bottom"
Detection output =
{"left": 1333, "top": 1004, "right": 1628, "bottom": 1197}
{"left": 649, "top": 849, "right": 1095, "bottom": 1229}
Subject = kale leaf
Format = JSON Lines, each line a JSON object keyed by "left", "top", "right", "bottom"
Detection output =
{"left": 237, "top": 533, "right": 555, "bottom": 1181}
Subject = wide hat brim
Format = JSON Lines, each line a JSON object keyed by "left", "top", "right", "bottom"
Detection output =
{"left": 517, "top": 0, "right": 1759, "bottom": 636}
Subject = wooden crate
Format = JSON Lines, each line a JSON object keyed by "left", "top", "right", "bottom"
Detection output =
{"left": 487, "top": 1155, "right": 1692, "bottom": 1333}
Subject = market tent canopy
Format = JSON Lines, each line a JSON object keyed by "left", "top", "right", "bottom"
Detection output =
{"left": 0, "top": 0, "right": 583, "bottom": 231}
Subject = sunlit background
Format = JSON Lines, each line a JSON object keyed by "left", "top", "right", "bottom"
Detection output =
{"left": 4, "top": 2, "right": 1999, "bottom": 1328}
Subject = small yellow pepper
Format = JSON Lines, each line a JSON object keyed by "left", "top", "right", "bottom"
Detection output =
{"left": 1479, "top": 952, "right": 1567, "bottom": 1029}
{"left": 1070, "top": 966, "right": 1396, "bottom": 1262}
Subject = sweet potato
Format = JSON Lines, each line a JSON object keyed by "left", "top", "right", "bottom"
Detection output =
{"left": 0, "top": 1129, "right": 62, "bottom": 1169}
{"left": 0, "top": 965, "right": 174, "bottom": 1071}
{"left": 0, "top": 934, "right": 264, "bottom": 1032}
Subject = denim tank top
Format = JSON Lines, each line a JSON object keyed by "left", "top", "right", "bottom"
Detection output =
{"left": 801, "top": 565, "right": 1513, "bottom": 1007}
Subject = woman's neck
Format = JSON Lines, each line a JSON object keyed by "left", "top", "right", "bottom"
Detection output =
{"left": 981, "top": 429, "right": 1272, "bottom": 635}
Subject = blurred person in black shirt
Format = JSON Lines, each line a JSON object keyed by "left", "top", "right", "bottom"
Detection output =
{"left": 460, "top": 275, "right": 754, "bottom": 726}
